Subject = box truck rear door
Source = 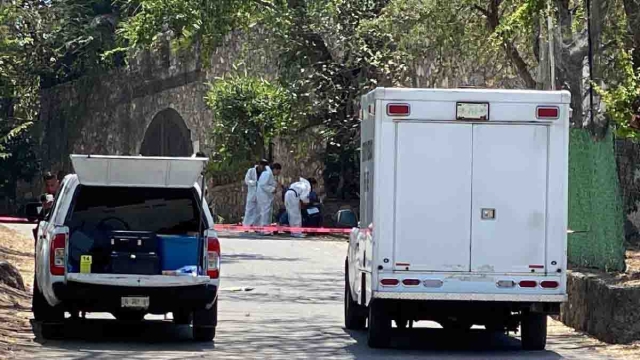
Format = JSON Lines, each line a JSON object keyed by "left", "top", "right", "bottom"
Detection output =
{"left": 394, "top": 122, "right": 472, "bottom": 272}
{"left": 470, "top": 124, "right": 548, "bottom": 273}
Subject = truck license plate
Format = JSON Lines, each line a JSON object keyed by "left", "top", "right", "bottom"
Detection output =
{"left": 121, "top": 297, "right": 149, "bottom": 309}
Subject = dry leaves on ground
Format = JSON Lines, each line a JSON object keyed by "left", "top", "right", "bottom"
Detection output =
{"left": 0, "top": 225, "right": 35, "bottom": 358}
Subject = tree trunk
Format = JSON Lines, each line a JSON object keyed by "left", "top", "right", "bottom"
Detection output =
{"left": 553, "top": 0, "right": 610, "bottom": 138}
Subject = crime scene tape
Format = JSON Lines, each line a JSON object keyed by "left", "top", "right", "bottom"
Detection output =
{"left": 0, "top": 216, "right": 353, "bottom": 234}
{"left": 214, "top": 224, "right": 353, "bottom": 234}
{"left": 0, "top": 216, "right": 32, "bottom": 224}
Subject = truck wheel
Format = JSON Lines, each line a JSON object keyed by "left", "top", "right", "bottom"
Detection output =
{"left": 395, "top": 318, "right": 409, "bottom": 329}
{"left": 521, "top": 311, "right": 547, "bottom": 350}
{"left": 114, "top": 311, "right": 146, "bottom": 322}
{"left": 485, "top": 324, "right": 506, "bottom": 333}
{"left": 440, "top": 319, "right": 472, "bottom": 332}
{"left": 173, "top": 310, "right": 193, "bottom": 325}
{"left": 367, "top": 300, "right": 391, "bottom": 348}
{"left": 344, "top": 265, "right": 366, "bottom": 330}
{"left": 32, "top": 276, "right": 65, "bottom": 339}
{"left": 193, "top": 300, "right": 218, "bottom": 342}
{"left": 32, "top": 276, "right": 64, "bottom": 322}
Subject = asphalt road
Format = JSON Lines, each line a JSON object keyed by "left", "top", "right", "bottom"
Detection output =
{"left": 4, "top": 224, "right": 618, "bottom": 359}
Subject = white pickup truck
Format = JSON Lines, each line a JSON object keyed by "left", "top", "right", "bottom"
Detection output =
{"left": 344, "top": 88, "right": 570, "bottom": 349}
{"left": 33, "top": 155, "right": 220, "bottom": 341}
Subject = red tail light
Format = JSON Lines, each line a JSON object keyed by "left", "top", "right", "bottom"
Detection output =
{"left": 380, "top": 278, "right": 399, "bottom": 286}
{"left": 207, "top": 237, "right": 220, "bottom": 279}
{"left": 540, "top": 281, "right": 559, "bottom": 289}
{"left": 49, "top": 233, "right": 66, "bottom": 276}
{"left": 536, "top": 106, "right": 559, "bottom": 119}
{"left": 402, "top": 279, "right": 420, "bottom": 286}
{"left": 387, "top": 103, "right": 410, "bottom": 116}
{"left": 519, "top": 280, "right": 537, "bottom": 288}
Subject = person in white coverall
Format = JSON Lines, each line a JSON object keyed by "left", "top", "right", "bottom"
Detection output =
{"left": 242, "top": 161, "right": 267, "bottom": 227}
{"left": 285, "top": 178, "right": 311, "bottom": 238}
{"left": 257, "top": 163, "right": 282, "bottom": 233}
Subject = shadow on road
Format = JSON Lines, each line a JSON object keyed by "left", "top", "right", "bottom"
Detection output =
{"left": 31, "top": 318, "right": 213, "bottom": 346}
{"left": 24, "top": 316, "right": 585, "bottom": 360}
{"left": 343, "top": 327, "right": 563, "bottom": 359}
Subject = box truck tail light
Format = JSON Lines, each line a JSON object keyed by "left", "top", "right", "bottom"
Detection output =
{"left": 49, "top": 233, "right": 66, "bottom": 276}
{"left": 536, "top": 106, "right": 559, "bottom": 119}
{"left": 402, "top": 279, "right": 420, "bottom": 286}
{"left": 540, "top": 281, "right": 559, "bottom": 289}
{"left": 207, "top": 237, "right": 221, "bottom": 279}
{"left": 387, "top": 103, "right": 410, "bottom": 116}
{"left": 380, "top": 278, "right": 399, "bottom": 286}
{"left": 518, "top": 280, "right": 537, "bottom": 288}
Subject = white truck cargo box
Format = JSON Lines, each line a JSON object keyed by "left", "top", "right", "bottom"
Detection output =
{"left": 345, "top": 88, "right": 571, "bottom": 350}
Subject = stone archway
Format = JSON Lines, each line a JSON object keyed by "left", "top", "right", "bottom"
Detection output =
{"left": 140, "top": 108, "right": 193, "bottom": 156}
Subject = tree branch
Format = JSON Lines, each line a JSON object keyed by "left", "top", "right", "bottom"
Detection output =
{"left": 472, "top": 5, "right": 490, "bottom": 18}
{"left": 481, "top": 0, "right": 536, "bottom": 88}
{"left": 503, "top": 41, "right": 537, "bottom": 88}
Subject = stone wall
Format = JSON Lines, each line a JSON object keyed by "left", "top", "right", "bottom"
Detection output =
{"left": 36, "top": 31, "right": 276, "bottom": 177}
{"left": 561, "top": 271, "right": 640, "bottom": 344}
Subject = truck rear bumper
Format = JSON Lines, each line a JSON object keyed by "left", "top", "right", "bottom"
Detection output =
{"left": 373, "top": 292, "right": 566, "bottom": 302}
{"left": 53, "top": 281, "right": 217, "bottom": 314}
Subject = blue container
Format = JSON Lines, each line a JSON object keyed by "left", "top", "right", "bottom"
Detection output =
{"left": 157, "top": 234, "right": 200, "bottom": 271}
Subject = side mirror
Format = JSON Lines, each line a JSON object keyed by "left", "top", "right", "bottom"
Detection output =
{"left": 25, "top": 202, "right": 43, "bottom": 222}
{"left": 334, "top": 209, "right": 358, "bottom": 228}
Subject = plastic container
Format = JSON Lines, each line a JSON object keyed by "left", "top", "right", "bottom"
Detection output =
{"left": 157, "top": 234, "right": 200, "bottom": 271}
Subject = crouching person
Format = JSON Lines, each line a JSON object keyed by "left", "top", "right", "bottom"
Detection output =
{"left": 284, "top": 178, "right": 311, "bottom": 238}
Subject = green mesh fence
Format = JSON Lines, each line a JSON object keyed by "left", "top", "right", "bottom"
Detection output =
{"left": 568, "top": 128, "right": 626, "bottom": 272}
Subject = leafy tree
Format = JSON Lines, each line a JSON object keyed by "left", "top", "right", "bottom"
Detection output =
{"left": 204, "top": 75, "right": 294, "bottom": 178}
{"left": 1, "top": 0, "right": 125, "bottom": 204}
{"left": 118, "top": 0, "right": 267, "bottom": 57}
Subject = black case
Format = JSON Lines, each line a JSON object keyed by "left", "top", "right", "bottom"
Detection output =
{"left": 110, "top": 252, "right": 160, "bottom": 275}
{"left": 109, "top": 231, "right": 158, "bottom": 253}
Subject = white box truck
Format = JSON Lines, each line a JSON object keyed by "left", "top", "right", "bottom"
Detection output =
{"left": 344, "top": 88, "right": 570, "bottom": 350}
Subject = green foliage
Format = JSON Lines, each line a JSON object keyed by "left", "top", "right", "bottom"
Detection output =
{"left": 0, "top": 125, "right": 40, "bottom": 196}
{"left": 117, "top": 0, "right": 273, "bottom": 56}
{"left": 491, "top": 0, "right": 545, "bottom": 44}
{"left": 568, "top": 128, "right": 626, "bottom": 272}
{"left": 595, "top": 49, "right": 640, "bottom": 139}
{"left": 204, "top": 75, "right": 294, "bottom": 173}
{"left": 1, "top": 1, "right": 124, "bottom": 202}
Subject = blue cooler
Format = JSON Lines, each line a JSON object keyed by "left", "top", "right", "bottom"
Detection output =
{"left": 157, "top": 234, "right": 200, "bottom": 271}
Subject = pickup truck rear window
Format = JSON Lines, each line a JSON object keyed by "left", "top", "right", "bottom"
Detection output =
{"left": 66, "top": 186, "right": 204, "bottom": 234}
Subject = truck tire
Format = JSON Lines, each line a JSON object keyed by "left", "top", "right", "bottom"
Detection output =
{"left": 344, "top": 263, "right": 366, "bottom": 330}
{"left": 173, "top": 310, "right": 193, "bottom": 325}
{"left": 32, "top": 276, "right": 64, "bottom": 322}
{"left": 395, "top": 318, "right": 409, "bottom": 329}
{"left": 367, "top": 300, "right": 391, "bottom": 348}
{"left": 32, "top": 276, "right": 64, "bottom": 340}
{"left": 193, "top": 300, "right": 218, "bottom": 342}
{"left": 114, "top": 311, "right": 146, "bottom": 322}
{"left": 440, "top": 319, "right": 473, "bottom": 332}
{"left": 521, "top": 311, "right": 547, "bottom": 350}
